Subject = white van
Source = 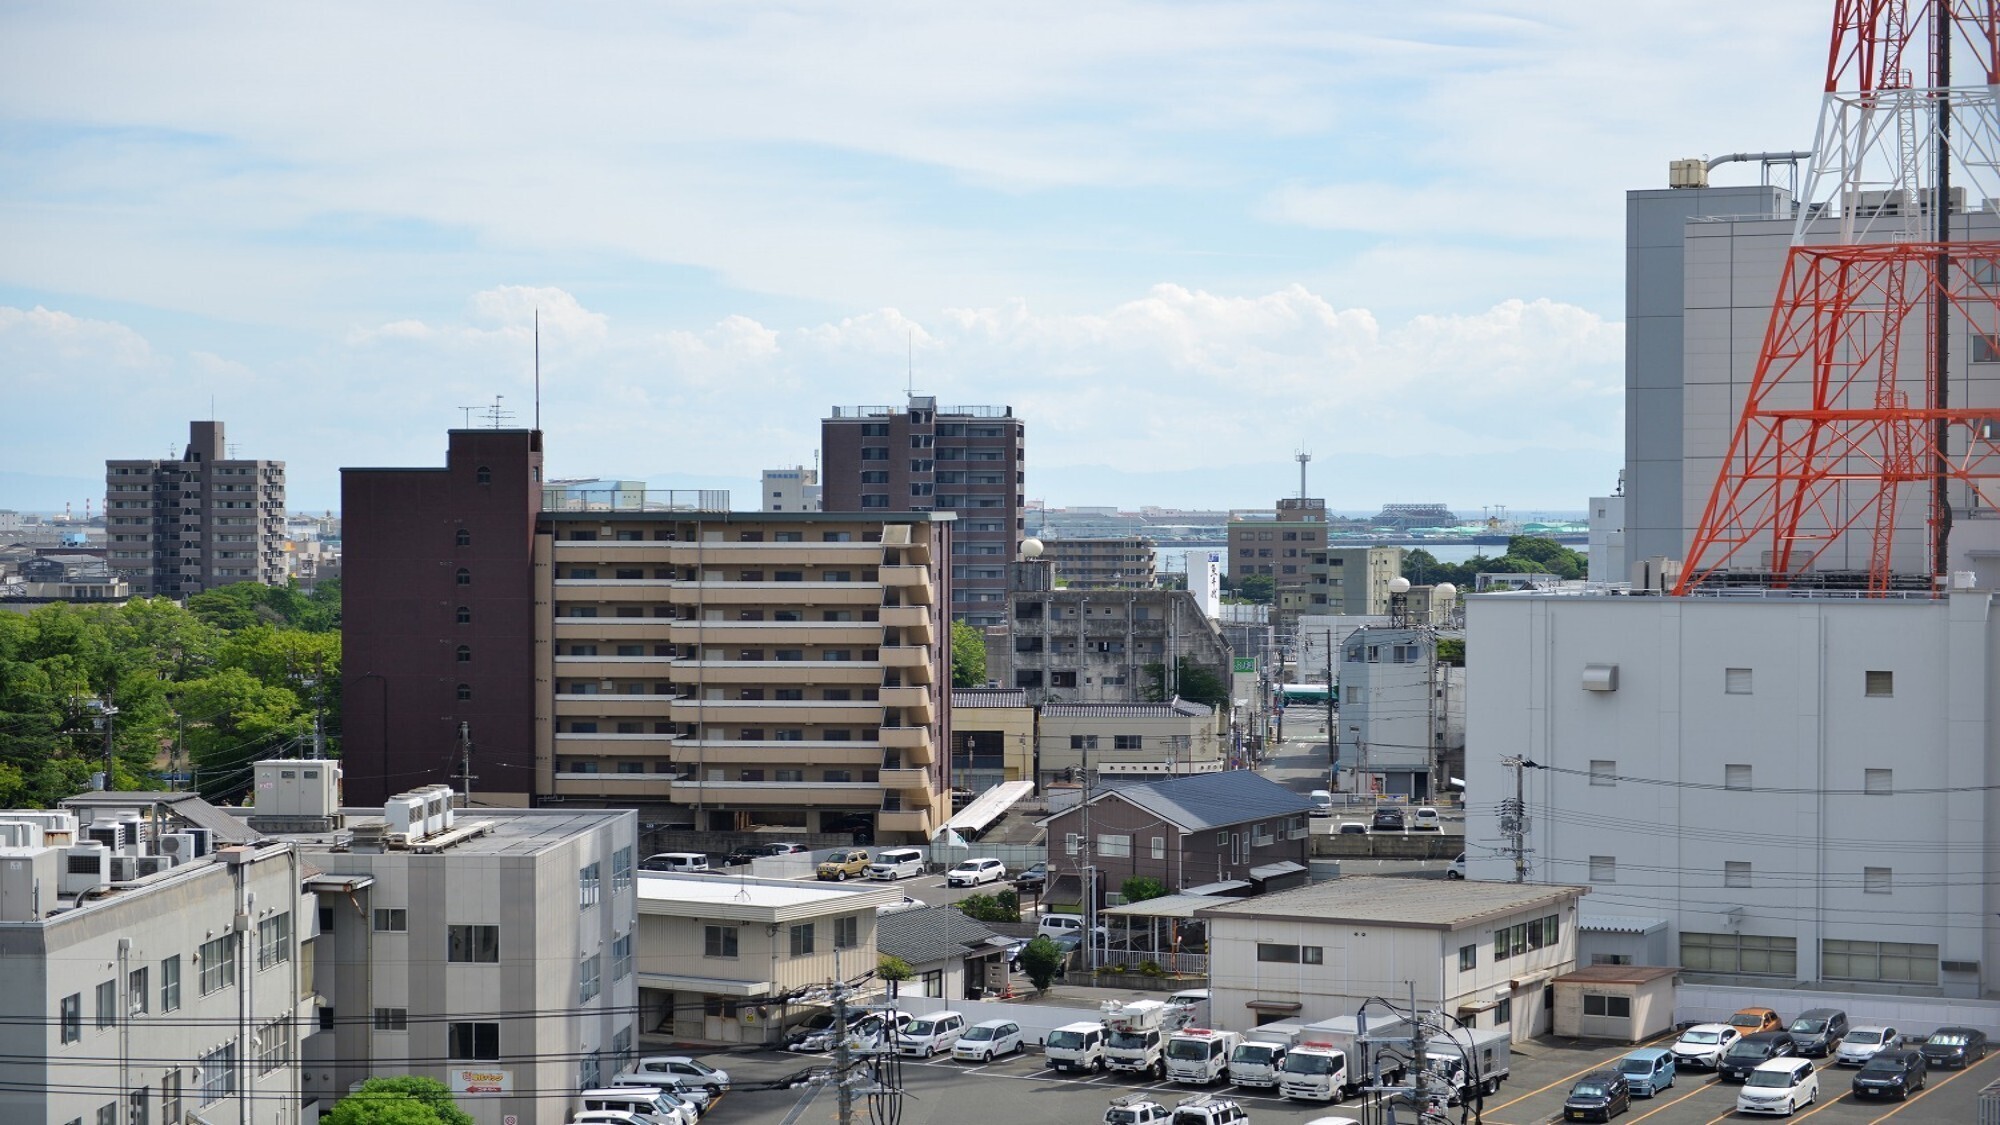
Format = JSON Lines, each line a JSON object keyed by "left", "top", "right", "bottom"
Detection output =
{"left": 896, "top": 1010, "right": 967, "bottom": 1057}
{"left": 1038, "top": 914, "right": 1104, "bottom": 940}
{"left": 867, "top": 847, "right": 926, "bottom": 880}
{"left": 1309, "top": 790, "right": 1334, "bottom": 817}
{"left": 579, "top": 1087, "right": 698, "bottom": 1125}
{"left": 640, "top": 852, "right": 709, "bottom": 873}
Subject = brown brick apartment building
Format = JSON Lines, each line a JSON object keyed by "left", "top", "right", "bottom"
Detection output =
{"left": 821, "top": 395, "right": 1023, "bottom": 628}
{"left": 342, "top": 429, "right": 955, "bottom": 840}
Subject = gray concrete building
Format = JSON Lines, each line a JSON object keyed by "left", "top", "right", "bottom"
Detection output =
{"left": 994, "top": 557, "right": 1231, "bottom": 705}
{"left": 0, "top": 794, "right": 308, "bottom": 1125}
{"left": 106, "top": 419, "right": 287, "bottom": 597}
{"left": 1334, "top": 624, "right": 1465, "bottom": 799}
{"left": 761, "top": 465, "right": 822, "bottom": 512}
{"left": 1043, "top": 534, "right": 1157, "bottom": 590}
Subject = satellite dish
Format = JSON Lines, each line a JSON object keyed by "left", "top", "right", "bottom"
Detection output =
{"left": 1020, "top": 538, "right": 1045, "bottom": 559}
{"left": 1435, "top": 582, "right": 1458, "bottom": 598}
{"left": 1388, "top": 576, "right": 1412, "bottom": 594}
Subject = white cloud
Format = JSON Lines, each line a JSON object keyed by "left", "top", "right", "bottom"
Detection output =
{"left": 0, "top": 305, "right": 157, "bottom": 371}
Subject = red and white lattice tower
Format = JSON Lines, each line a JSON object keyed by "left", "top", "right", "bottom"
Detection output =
{"left": 1677, "top": 1, "right": 2000, "bottom": 595}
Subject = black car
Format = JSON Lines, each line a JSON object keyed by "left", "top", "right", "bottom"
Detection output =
{"left": 1563, "top": 1069, "right": 1630, "bottom": 1121}
{"left": 726, "top": 841, "right": 807, "bottom": 866}
{"left": 1787, "top": 1008, "right": 1849, "bottom": 1058}
{"left": 1717, "top": 1031, "right": 1797, "bottom": 1083}
{"left": 1013, "top": 861, "right": 1049, "bottom": 893}
{"left": 1920, "top": 1026, "right": 1989, "bottom": 1069}
{"left": 1852, "top": 1048, "right": 1928, "bottom": 1099}
{"left": 1371, "top": 807, "right": 1406, "bottom": 831}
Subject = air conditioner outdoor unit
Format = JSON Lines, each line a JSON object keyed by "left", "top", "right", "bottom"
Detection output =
{"left": 135, "top": 856, "right": 173, "bottom": 878}
{"left": 0, "top": 821, "right": 44, "bottom": 848}
{"left": 61, "top": 844, "right": 109, "bottom": 897}
{"left": 156, "top": 834, "right": 197, "bottom": 863}
{"left": 108, "top": 855, "right": 141, "bottom": 882}
{"left": 85, "top": 822, "right": 127, "bottom": 852}
{"left": 186, "top": 827, "right": 213, "bottom": 857}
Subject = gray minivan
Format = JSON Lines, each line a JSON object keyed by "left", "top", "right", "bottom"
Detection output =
{"left": 1789, "top": 1008, "right": 1849, "bottom": 1058}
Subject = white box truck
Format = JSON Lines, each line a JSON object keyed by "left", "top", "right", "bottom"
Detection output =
{"left": 1164, "top": 1027, "right": 1241, "bottom": 1085}
{"left": 1425, "top": 1025, "right": 1511, "bottom": 1101}
{"left": 1103, "top": 999, "right": 1171, "bottom": 1078}
{"left": 1227, "top": 1022, "right": 1304, "bottom": 1089}
{"left": 1047, "top": 1020, "right": 1108, "bottom": 1073}
{"left": 1278, "top": 1014, "right": 1414, "bottom": 1102}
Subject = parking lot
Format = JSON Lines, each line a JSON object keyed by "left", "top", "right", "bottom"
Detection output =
{"left": 689, "top": 1031, "right": 1994, "bottom": 1125}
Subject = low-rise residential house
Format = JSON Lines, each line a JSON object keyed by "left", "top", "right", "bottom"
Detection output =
{"left": 1197, "top": 877, "right": 1586, "bottom": 1041}
{"left": 1043, "top": 771, "right": 1316, "bottom": 906}
{"left": 636, "top": 871, "right": 904, "bottom": 1045}
{"left": 875, "top": 905, "right": 1010, "bottom": 1001}
{"left": 949, "top": 687, "right": 1036, "bottom": 794}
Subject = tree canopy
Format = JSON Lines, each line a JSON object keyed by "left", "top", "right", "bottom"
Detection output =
{"left": 1143, "top": 658, "right": 1229, "bottom": 711}
{"left": 322, "top": 1077, "right": 472, "bottom": 1125}
{"left": 950, "top": 620, "right": 987, "bottom": 688}
{"left": 1402, "top": 536, "right": 1587, "bottom": 589}
{"left": 0, "top": 582, "right": 340, "bottom": 807}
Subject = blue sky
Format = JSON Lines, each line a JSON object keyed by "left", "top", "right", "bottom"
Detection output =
{"left": 1, "top": 1, "right": 1828, "bottom": 514}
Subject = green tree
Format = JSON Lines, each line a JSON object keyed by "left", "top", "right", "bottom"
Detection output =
{"left": 950, "top": 620, "right": 987, "bottom": 688}
{"left": 1143, "top": 658, "right": 1229, "bottom": 711}
{"left": 878, "top": 954, "right": 914, "bottom": 987}
{"left": 955, "top": 889, "right": 1021, "bottom": 923}
{"left": 1435, "top": 637, "right": 1466, "bottom": 667}
{"left": 1121, "top": 876, "right": 1168, "bottom": 903}
{"left": 1018, "top": 935, "right": 1066, "bottom": 991}
{"left": 324, "top": 1077, "right": 472, "bottom": 1125}
{"left": 1235, "top": 574, "right": 1274, "bottom": 604}
{"left": 175, "top": 667, "right": 311, "bottom": 802}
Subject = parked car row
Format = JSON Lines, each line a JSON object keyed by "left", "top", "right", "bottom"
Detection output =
{"left": 564, "top": 1055, "right": 732, "bottom": 1125}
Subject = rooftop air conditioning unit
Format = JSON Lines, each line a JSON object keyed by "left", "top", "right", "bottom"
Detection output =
{"left": 384, "top": 795, "right": 425, "bottom": 839}
{"left": 0, "top": 821, "right": 44, "bottom": 849}
{"left": 60, "top": 844, "right": 110, "bottom": 897}
{"left": 0, "top": 847, "right": 57, "bottom": 922}
{"left": 85, "top": 822, "right": 126, "bottom": 853}
{"left": 108, "top": 855, "right": 141, "bottom": 883}
{"left": 185, "top": 827, "right": 213, "bottom": 857}
{"left": 156, "top": 834, "right": 197, "bottom": 864}
{"left": 134, "top": 856, "right": 172, "bottom": 878}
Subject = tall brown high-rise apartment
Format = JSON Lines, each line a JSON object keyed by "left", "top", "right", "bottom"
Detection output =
{"left": 105, "top": 420, "right": 287, "bottom": 597}
{"left": 341, "top": 428, "right": 955, "bottom": 841}
{"left": 821, "top": 394, "right": 1023, "bottom": 628}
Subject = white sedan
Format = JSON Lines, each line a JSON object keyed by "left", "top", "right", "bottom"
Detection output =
{"left": 946, "top": 858, "right": 1007, "bottom": 887}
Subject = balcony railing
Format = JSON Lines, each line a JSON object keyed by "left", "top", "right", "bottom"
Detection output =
{"left": 541, "top": 487, "right": 730, "bottom": 512}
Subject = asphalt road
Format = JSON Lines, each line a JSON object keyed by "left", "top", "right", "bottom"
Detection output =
{"left": 682, "top": 1030, "right": 1994, "bottom": 1125}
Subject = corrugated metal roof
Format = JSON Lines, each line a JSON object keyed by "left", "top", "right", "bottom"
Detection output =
{"left": 1041, "top": 698, "right": 1214, "bottom": 719}
{"left": 1198, "top": 876, "right": 1587, "bottom": 931}
{"left": 1580, "top": 914, "right": 1669, "bottom": 935}
{"left": 1088, "top": 770, "right": 1316, "bottom": 832}
{"left": 61, "top": 792, "right": 264, "bottom": 844}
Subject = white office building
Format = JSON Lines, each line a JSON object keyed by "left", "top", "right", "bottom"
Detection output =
{"left": 1466, "top": 590, "right": 1998, "bottom": 999}
{"left": 761, "top": 466, "right": 822, "bottom": 512}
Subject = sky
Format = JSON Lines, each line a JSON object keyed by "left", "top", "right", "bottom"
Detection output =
{"left": 0, "top": 1, "right": 1832, "bottom": 515}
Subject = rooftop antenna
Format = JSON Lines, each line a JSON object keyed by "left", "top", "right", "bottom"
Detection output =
{"left": 534, "top": 307, "right": 541, "bottom": 431}
{"left": 1295, "top": 449, "right": 1312, "bottom": 500}
{"left": 480, "top": 395, "right": 513, "bottom": 429}
{"left": 458, "top": 406, "right": 478, "bottom": 428}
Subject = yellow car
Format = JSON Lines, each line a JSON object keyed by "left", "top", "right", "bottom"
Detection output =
{"left": 816, "top": 848, "right": 871, "bottom": 881}
{"left": 1729, "top": 1007, "right": 1783, "bottom": 1037}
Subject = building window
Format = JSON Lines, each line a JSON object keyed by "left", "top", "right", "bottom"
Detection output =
{"left": 127, "top": 967, "right": 147, "bottom": 1016}
{"left": 835, "top": 916, "right": 859, "bottom": 950}
{"left": 1864, "top": 866, "right": 1893, "bottom": 894}
{"left": 1114, "top": 735, "right": 1143, "bottom": 750}
{"left": 456, "top": 528, "right": 471, "bottom": 546}
{"left": 1821, "top": 938, "right": 1938, "bottom": 984}
{"left": 95, "top": 978, "right": 116, "bottom": 1029}
{"left": 921, "top": 969, "right": 944, "bottom": 997}
{"left": 578, "top": 953, "right": 602, "bottom": 1003}
{"left": 447, "top": 924, "right": 500, "bottom": 963}
{"left": 1588, "top": 760, "right": 1615, "bottom": 786}
{"left": 1865, "top": 669, "right": 1894, "bottom": 697}
{"left": 1725, "top": 667, "right": 1752, "bottom": 694}
{"left": 1588, "top": 855, "right": 1616, "bottom": 882}
{"left": 579, "top": 862, "right": 602, "bottom": 908}
{"left": 613, "top": 846, "right": 633, "bottom": 891}
{"left": 456, "top": 605, "right": 471, "bottom": 624}
{"left": 198, "top": 936, "right": 235, "bottom": 995}
{"left": 456, "top": 683, "right": 472, "bottom": 701}
{"left": 257, "top": 913, "right": 292, "bottom": 970}
{"left": 1459, "top": 944, "right": 1477, "bottom": 971}
{"left": 162, "top": 1073, "right": 180, "bottom": 1125}
{"left": 456, "top": 644, "right": 471, "bottom": 663}
{"left": 1070, "top": 735, "right": 1098, "bottom": 750}
{"left": 198, "top": 1043, "right": 236, "bottom": 1104}
{"left": 456, "top": 568, "right": 471, "bottom": 586}
{"left": 705, "top": 925, "right": 739, "bottom": 959}
{"left": 1679, "top": 931, "right": 1797, "bottom": 975}
{"left": 475, "top": 466, "right": 492, "bottom": 485}
{"left": 373, "top": 1007, "right": 409, "bottom": 1031}
{"left": 1864, "top": 768, "right": 1893, "bottom": 795}
{"left": 448, "top": 1022, "right": 501, "bottom": 1061}
{"left": 1151, "top": 836, "right": 1166, "bottom": 860}
{"left": 612, "top": 933, "right": 633, "bottom": 980}
{"left": 60, "top": 993, "right": 80, "bottom": 1043}
{"left": 1724, "top": 764, "right": 1752, "bottom": 790}
{"left": 256, "top": 1017, "right": 290, "bottom": 1074}
{"left": 1582, "top": 994, "right": 1632, "bottom": 1018}
{"left": 1097, "top": 834, "right": 1131, "bottom": 858}
{"left": 160, "top": 957, "right": 180, "bottom": 1013}
{"left": 374, "top": 908, "right": 408, "bottom": 932}
{"left": 790, "top": 923, "right": 816, "bottom": 957}
{"left": 1724, "top": 861, "right": 1751, "bottom": 888}
{"left": 1493, "top": 998, "right": 1513, "bottom": 1025}
{"left": 1255, "top": 943, "right": 1323, "bottom": 964}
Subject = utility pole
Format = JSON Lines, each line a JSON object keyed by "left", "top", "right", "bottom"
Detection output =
{"left": 91, "top": 694, "right": 119, "bottom": 790}
{"left": 1500, "top": 756, "right": 1529, "bottom": 883}
{"left": 454, "top": 721, "right": 476, "bottom": 804}
{"left": 832, "top": 970, "right": 855, "bottom": 1125}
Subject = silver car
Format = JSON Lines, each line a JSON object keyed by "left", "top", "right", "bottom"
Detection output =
{"left": 1835, "top": 1026, "right": 1901, "bottom": 1067}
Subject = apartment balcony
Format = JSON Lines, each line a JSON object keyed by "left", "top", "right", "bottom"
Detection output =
{"left": 667, "top": 742, "right": 883, "bottom": 767}
{"left": 878, "top": 606, "right": 934, "bottom": 645}
{"left": 878, "top": 809, "right": 932, "bottom": 836}
{"left": 675, "top": 780, "right": 884, "bottom": 807}
{"left": 550, "top": 542, "right": 676, "bottom": 565}
{"left": 553, "top": 733, "right": 676, "bottom": 756}
{"left": 879, "top": 768, "right": 932, "bottom": 799}
{"left": 667, "top": 620, "right": 885, "bottom": 646}
{"left": 553, "top": 694, "right": 676, "bottom": 718}
{"left": 878, "top": 646, "right": 934, "bottom": 684}
{"left": 554, "top": 578, "right": 675, "bottom": 602}
{"left": 879, "top": 686, "right": 933, "bottom": 725}
{"left": 553, "top": 617, "right": 662, "bottom": 640}
{"left": 554, "top": 655, "right": 676, "bottom": 679}
{"left": 674, "top": 660, "right": 883, "bottom": 686}
{"left": 667, "top": 699, "right": 884, "bottom": 725}
{"left": 661, "top": 542, "right": 886, "bottom": 567}
{"left": 669, "top": 581, "right": 882, "bottom": 607}
{"left": 549, "top": 773, "right": 676, "bottom": 799}
{"left": 879, "top": 565, "right": 933, "bottom": 605}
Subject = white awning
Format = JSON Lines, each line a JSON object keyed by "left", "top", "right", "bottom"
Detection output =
{"left": 1248, "top": 860, "right": 1306, "bottom": 881}
{"left": 1182, "top": 879, "right": 1251, "bottom": 896}
{"left": 942, "top": 779, "right": 1035, "bottom": 836}
{"left": 636, "top": 972, "right": 775, "bottom": 997}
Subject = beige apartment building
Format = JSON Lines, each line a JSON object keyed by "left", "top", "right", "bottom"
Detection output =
{"left": 536, "top": 511, "right": 953, "bottom": 843}
{"left": 1036, "top": 700, "right": 1226, "bottom": 786}
{"left": 1045, "top": 534, "right": 1157, "bottom": 589}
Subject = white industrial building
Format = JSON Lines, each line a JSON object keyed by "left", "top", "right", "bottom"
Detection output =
{"left": 0, "top": 794, "right": 309, "bottom": 1125}
{"left": 1335, "top": 624, "right": 1465, "bottom": 799}
{"left": 1466, "top": 590, "right": 1997, "bottom": 999}
{"left": 1197, "top": 877, "right": 1584, "bottom": 1041}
